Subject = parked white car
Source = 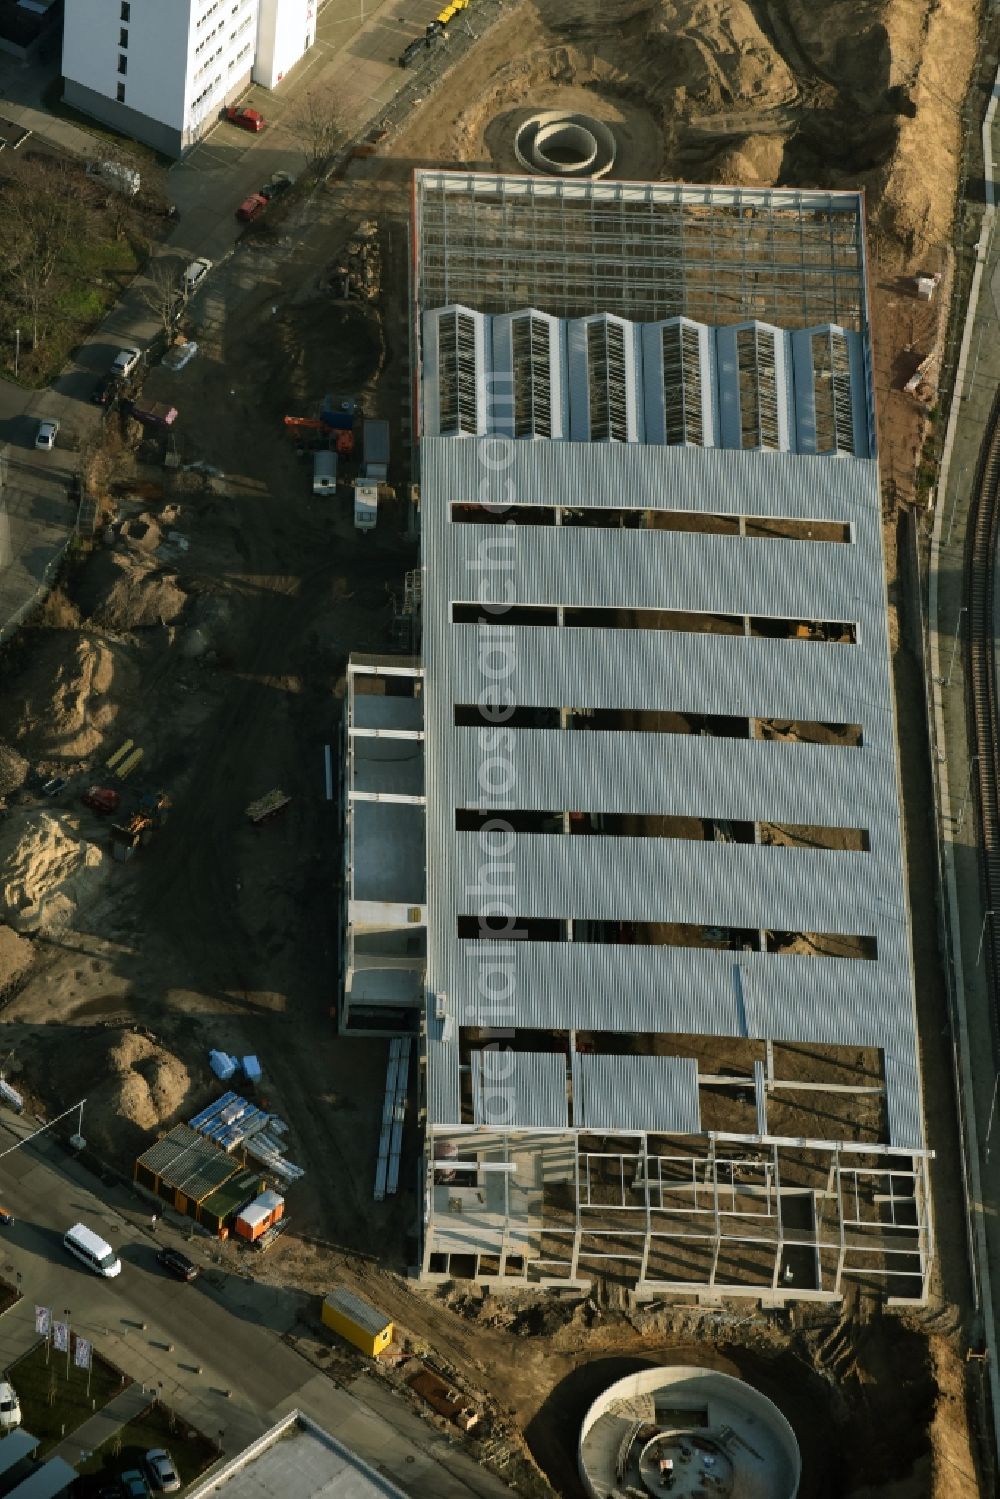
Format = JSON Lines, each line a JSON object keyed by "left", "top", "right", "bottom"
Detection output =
{"left": 182, "top": 257, "right": 212, "bottom": 295}
{"left": 111, "top": 347, "right": 141, "bottom": 378}
{"left": 34, "top": 419, "right": 59, "bottom": 451}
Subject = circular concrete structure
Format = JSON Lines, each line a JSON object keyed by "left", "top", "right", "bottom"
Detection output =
{"left": 578, "top": 1365, "right": 801, "bottom": 1499}
{"left": 513, "top": 110, "right": 616, "bottom": 178}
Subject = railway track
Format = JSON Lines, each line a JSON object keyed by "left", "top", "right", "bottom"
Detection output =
{"left": 964, "top": 384, "right": 1000, "bottom": 1054}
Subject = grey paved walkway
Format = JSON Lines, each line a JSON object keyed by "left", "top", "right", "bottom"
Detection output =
{"left": 48, "top": 1381, "right": 154, "bottom": 1468}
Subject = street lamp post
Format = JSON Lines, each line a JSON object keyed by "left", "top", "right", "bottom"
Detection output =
{"left": 977, "top": 910, "right": 995, "bottom": 969}
{"left": 939, "top": 607, "right": 968, "bottom": 688}
{"left": 956, "top": 756, "right": 979, "bottom": 835}
{"left": 945, "top": 465, "right": 966, "bottom": 546}
{"left": 987, "top": 1073, "right": 1000, "bottom": 1162}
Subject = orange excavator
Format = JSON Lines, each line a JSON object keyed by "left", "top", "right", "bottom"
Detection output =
{"left": 282, "top": 415, "right": 355, "bottom": 457}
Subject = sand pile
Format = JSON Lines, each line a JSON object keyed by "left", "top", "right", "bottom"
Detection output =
{"left": 2, "top": 630, "right": 137, "bottom": 764}
{"left": 87, "top": 551, "right": 187, "bottom": 632}
{"left": 107, "top": 1030, "right": 191, "bottom": 1134}
{"left": 0, "top": 924, "right": 32, "bottom": 996}
{"left": 1, "top": 809, "right": 107, "bottom": 936}
{"left": 0, "top": 742, "right": 27, "bottom": 796}
{"left": 452, "top": 0, "right": 975, "bottom": 272}
{"left": 650, "top": 0, "right": 798, "bottom": 110}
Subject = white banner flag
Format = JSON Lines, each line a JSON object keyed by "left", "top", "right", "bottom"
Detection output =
{"left": 51, "top": 1320, "right": 68, "bottom": 1353}
{"left": 34, "top": 1306, "right": 50, "bottom": 1337}
{"left": 73, "top": 1337, "right": 91, "bottom": 1371}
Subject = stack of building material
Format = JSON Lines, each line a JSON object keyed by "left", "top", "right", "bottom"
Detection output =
{"left": 189, "top": 1092, "right": 305, "bottom": 1181}
{"left": 374, "top": 1039, "right": 409, "bottom": 1201}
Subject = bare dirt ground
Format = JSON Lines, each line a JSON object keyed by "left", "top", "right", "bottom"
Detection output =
{"left": 0, "top": 1, "right": 987, "bottom": 1496}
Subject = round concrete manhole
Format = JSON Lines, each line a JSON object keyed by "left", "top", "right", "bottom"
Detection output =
{"left": 513, "top": 111, "right": 616, "bottom": 178}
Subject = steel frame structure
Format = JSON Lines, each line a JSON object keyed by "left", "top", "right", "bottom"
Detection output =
{"left": 421, "top": 1126, "right": 933, "bottom": 1304}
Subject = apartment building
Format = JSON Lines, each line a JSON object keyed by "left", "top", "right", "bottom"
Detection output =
{"left": 62, "top": 0, "right": 317, "bottom": 156}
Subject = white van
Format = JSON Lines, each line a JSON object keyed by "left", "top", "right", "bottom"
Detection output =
{"left": 86, "top": 160, "right": 141, "bottom": 198}
{"left": 0, "top": 1383, "right": 21, "bottom": 1430}
{"left": 64, "top": 1222, "right": 122, "bottom": 1279}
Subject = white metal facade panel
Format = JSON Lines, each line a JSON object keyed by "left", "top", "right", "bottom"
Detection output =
{"left": 641, "top": 318, "right": 719, "bottom": 447}
{"left": 421, "top": 306, "right": 490, "bottom": 437}
{"left": 572, "top": 1054, "right": 701, "bottom": 1134}
{"left": 567, "top": 314, "right": 644, "bottom": 442}
{"left": 491, "top": 310, "right": 569, "bottom": 440}
{"left": 715, "top": 323, "right": 795, "bottom": 451}
{"left": 471, "top": 1050, "right": 569, "bottom": 1129}
{"left": 791, "top": 326, "right": 871, "bottom": 459}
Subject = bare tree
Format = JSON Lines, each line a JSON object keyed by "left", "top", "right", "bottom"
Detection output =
{"left": 0, "top": 156, "right": 91, "bottom": 350}
{"left": 287, "top": 89, "right": 344, "bottom": 174}
{"left": 141, "top": 258, "right": 184, "bottom": 334}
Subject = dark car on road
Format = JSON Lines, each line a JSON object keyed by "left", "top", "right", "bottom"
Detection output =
{"left": 120, "top": 1472, "right": 150, "bottom": 1499}
{"left": 156, "top": 1246, "right": 199, "bottom": 1282}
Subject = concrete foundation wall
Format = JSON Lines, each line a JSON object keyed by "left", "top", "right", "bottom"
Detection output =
{"left": 62, "top": 78, "right": 184, "bottom": 157}
{"left": 63, "top": 70, "right": 254, "bottom": 158}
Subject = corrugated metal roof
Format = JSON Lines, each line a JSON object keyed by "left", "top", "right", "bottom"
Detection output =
{"left": 448, "top": 731, "right": 888, "bottom": 827}
{"left": 420, "top": 436, "right": 923, "bottom": 1152}
{"left": 136, "top": 1123, "right": 241, "bottom": 1201}
{"left": 451, "top": 835, "right": 889, "bottom": 934}
{"left": 471, "top": 1049, "right": 568, "bottom": 1129}
{"left": 324, "top": 1287, "right": 391, "bottom": 1337}
{"left": 5, "top": 1458, "right": 79, "bottom": 1499}
{"left": 136, "top": 1123, "right": 203, "bottom": 1176}
{"left": 445, "top": 521, "right": 867, "bottom": 621}
{"left": 572, "top": 1054, "right": 701, "bottom": 1133}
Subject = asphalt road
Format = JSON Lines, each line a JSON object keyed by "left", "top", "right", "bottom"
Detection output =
{"left": 0, "top": 1116, "right": 513, "bottom": 1497}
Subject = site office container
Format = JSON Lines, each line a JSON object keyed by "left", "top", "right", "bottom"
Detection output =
{"left": 321, "top": 1288, "right": 393, "bottom": 1357}
{"left": 234, "top": 1189, "right": 284, "bottom": 1242}
{"left": 313, "top": 450, "right": 337, "bottom": 495}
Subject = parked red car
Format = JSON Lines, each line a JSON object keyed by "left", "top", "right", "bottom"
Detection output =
{"left": 225, "top": 105, "right": 265, "bottom": 133}
{"left": 82, "top": 786, "right": 120, "bottom": 815}
{"left": 236, "top": 192, "right": 268, "bottom": 223}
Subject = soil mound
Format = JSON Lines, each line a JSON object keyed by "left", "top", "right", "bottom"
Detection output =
{"left": 710, "top": 132, "right": 787, "bottom": 185}
{"left": 107, "top": 1030, "right": 191, "bottom": 1135}
{"left": 0, "top": 742, "right": 28, "bottom": 796}
{"left": 1, "top": 631, "right": 138, "bottom": 764}
{"left": 0, "top": 924, "right": 32, "bottom": 996}
{"left": 0, "top": 809, "right": 107, "bottom": 936}
{"left": 80, "top": 550, "right": 187, "bottom": 632}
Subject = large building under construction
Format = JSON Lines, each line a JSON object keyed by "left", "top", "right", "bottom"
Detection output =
{"left": 340, "top": 172, "right": 932, "bottom": 1302}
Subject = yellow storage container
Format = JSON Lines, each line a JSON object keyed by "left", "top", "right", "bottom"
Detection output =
{"left": 436, "top": 4, "right": 457, "bottom": 22}
{"left": 322, "top": 1288, "right": 393, "bottom": 1358}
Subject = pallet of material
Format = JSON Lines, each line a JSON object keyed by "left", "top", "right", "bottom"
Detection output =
{"left": 246, "top": 789, "right": 291, "bottom": 825}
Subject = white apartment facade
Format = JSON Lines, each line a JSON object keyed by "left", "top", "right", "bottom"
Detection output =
{"left": 62, "top": 0, "right": 317, "bottom": 157}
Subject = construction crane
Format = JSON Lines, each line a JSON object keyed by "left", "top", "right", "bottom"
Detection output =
{"left": 282, "top": 416, "right": 355, "bottom": 457}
